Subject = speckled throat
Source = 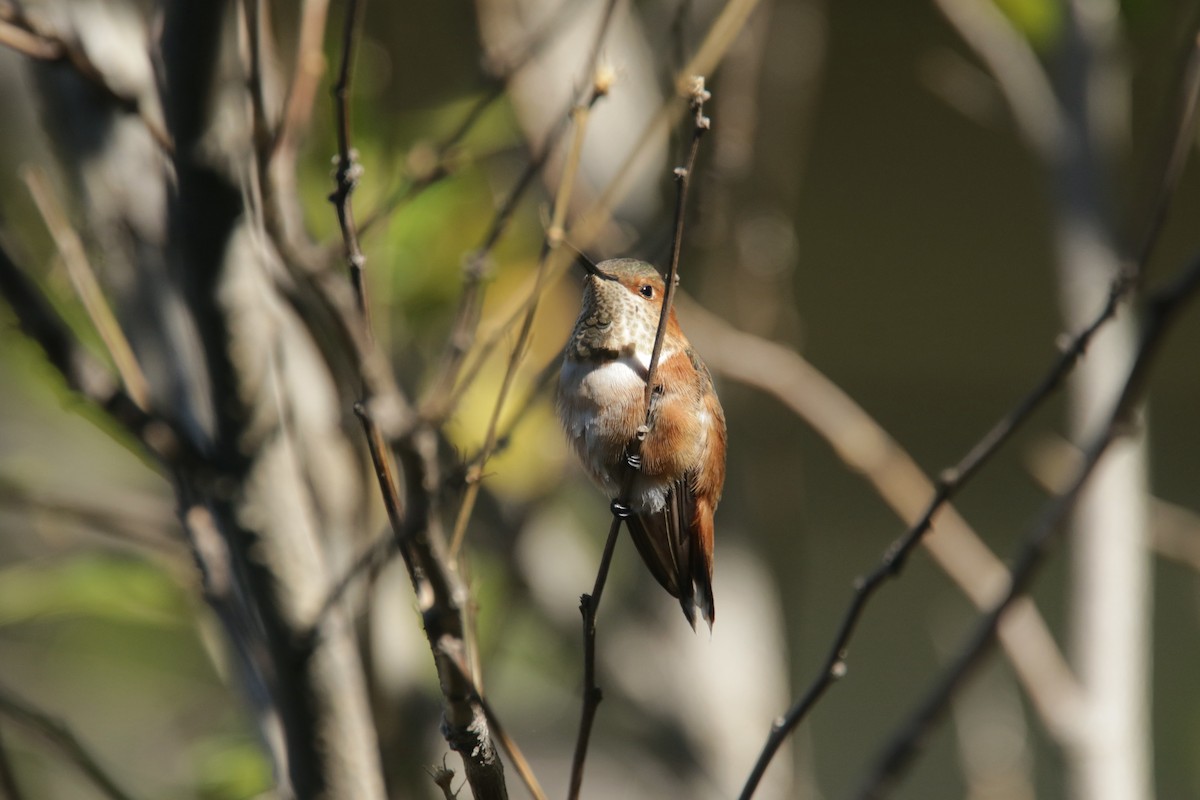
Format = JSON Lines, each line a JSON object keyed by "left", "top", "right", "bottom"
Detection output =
{"left": 566, "top": 273, "right": 661, "bottom": 363}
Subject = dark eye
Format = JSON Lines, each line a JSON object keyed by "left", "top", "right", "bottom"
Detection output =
{"left": 639, "top": 284, "right": 654, "bottom": 298}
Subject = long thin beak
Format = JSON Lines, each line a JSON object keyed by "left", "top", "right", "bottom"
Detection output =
{"left": 575, "top": 253, "right": 618, "bottom": 281}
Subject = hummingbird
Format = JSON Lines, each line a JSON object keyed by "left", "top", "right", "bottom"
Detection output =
{"left": 557, "top": 257, "right": 726, "bottom": 629}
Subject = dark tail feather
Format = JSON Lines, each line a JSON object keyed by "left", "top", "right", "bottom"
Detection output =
{"left": 692, "top": 496, "right": 716, "bottom": 630}
{"left": 626, "top": 482, "right": 713, "bottom": 629}
{"left": 626, "top": 513, "right": 682, "bottom": 598}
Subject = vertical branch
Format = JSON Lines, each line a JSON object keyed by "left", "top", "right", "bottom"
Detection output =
{"left": 326, "top": 4, "right": 519, "bottom": 798}
{"left": 567, "top": 516, "right": 622, "bottom": 800}
{"left": 567, "top": 78, "right": 710, "bottom": 800}
{"left": 331, "top": 0, "right": 369, "bottom": 323}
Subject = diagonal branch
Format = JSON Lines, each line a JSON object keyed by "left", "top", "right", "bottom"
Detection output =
{"left": 681, "top": 298, "right": 1086, "bottom": 743}
{"left": 737, "top": 23, "right": 1200, "bottom": 794}
{"left": 0, "top": 681, "right": 137, "bottom": 800}
{"left": 854, "top": 252, "right": 1200, "bottom": 800}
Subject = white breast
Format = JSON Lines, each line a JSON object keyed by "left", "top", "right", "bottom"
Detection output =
{"left": 558, "top": 349, "right": 678, "bottom": 509}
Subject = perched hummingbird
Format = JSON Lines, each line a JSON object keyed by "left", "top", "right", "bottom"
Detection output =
{"left": 557, "top": 258, "right": 726, "bottom": 629}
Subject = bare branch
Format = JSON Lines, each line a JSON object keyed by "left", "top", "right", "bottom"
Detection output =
{"left": 447, "top": 76, "right": 608, "bottom": 560}
{"left": 681, "top": 298, "right": 1086, "bottom": 743}
{"left": 0, "top": 238, "right": 176, "bottom": 462}
{"left": 444, "top": 0, "right": 624, "bottom": 557}
{"left": 0, "top": 681, "right": 137, "bottom": 800}
{"left": 21, "top": 166, "right": 150, "bottom": 410}
{"left": 855, "top": 252, "right": 1200, "bottom": 799}
{"left": 329, "top": 0, "right": 370, "bottom": 325}
{"left": 274, "top": 0, "right": 330, "bottom": 165}
{"left": 326, "top": 4, "right": 512, "bottom": 795}
{"left": 567, "top": 78, "right": 709, "bottom": 800}
{"left": 0, "top": 475, "right": 182, "bottom": 559}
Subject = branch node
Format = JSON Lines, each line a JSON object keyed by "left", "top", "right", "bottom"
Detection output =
{"left": 936, "top": 467, "right": 959, "bottom": 489}
{"left": 593, "top": 64, "right": 617, "bottom": 97}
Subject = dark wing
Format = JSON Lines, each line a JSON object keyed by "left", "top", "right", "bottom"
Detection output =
{"left": 626, "top": 477, "right": 713, "bottom": 629}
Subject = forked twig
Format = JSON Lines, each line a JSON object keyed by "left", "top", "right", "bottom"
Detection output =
{"left": 327, "top": 3, "right": 517, "bottom": 796}
{"left": 737, "top": 27, "right": 1200, "bottom": 797}
{"left": 855, "top": 253, "right": 1200, "bottom": 799}
{"left": 567, "top": 78, "right": 710, "bottom": 800}
{"left": 681, "top": 298, "right": 1086, "bottom": 741}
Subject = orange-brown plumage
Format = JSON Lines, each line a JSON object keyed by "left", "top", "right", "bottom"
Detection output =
{"left": 557, "top": 258, "right": 726, "bottom": 628}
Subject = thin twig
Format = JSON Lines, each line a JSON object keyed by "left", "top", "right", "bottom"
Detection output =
{"left": 0, "top": 682, "right": 137, "bottom": 800}
{"left": 567, "top": 516, "right": 622, "bottom": 800}
{"left": 0, "top": 475, "right": 182, "bottom": 559}
{"left": 737, "top": 28, "right": 1200, "bottom": 794}
{"left": 329, "top": 0, "right": 369, "bottom": 326}
{"left": 442, "top": 0, "right": 764, "bottom": 417}
{"left": 855, "top": 253, "right": 1200, "bottom": 799}
{"left": 21, "top": 166, "right": 150, "bottom": 410}
{"left": 566, "top": 78, "right": 709, "bottom": 800}
{"left": 447, "top": 82, "right": 606, "bottom": 561}
{"left": 1125, "top": 30, "right": 1200, "bottom": 271}
{"left": 326, "top": 3, "right": 511, "bottom": 795}
{"left": 735, "top": 276, "right": 1128, "bottom": 800}
{"left": 355, "top": 0, "right": 590, "bottom": 237}
{"left": 680, "top": 298, "right": 1086, "bottom": 742}
{"left": 241, "top": 0, "right": 275, "bottom": 160}
{"left": 0, "top": 239, "right": 173, "bottom": 462}
{"left": 444, "top": 0, "right": 622, "bottom": 554}
{"left": 418, "top": 111, "right": 576, "bottom": 423}
{"left": 273, "top": 0, "right": 330, "bottom": 163}
{"left": 454, "top": 353, "right": 561, "bottom": 478}
{"left": 309, "top": 528, "right": 395, "bottom": 632}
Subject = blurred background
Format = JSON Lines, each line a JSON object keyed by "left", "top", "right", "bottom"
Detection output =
{"left": 0, "top": 0, "right": 1198, "bottom": 798}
